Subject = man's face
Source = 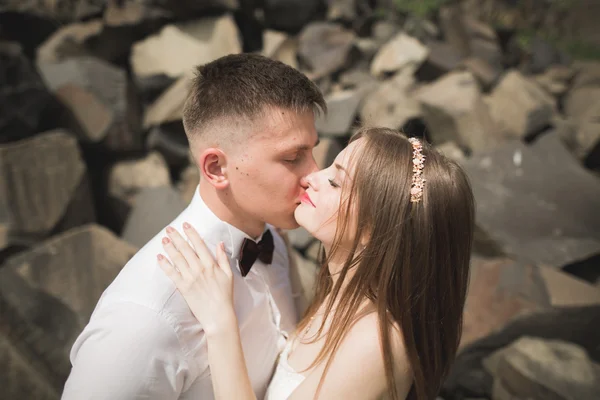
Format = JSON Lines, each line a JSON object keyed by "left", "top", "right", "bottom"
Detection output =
{"left": 227, "top": 107, "right": 319, "bottom": 231}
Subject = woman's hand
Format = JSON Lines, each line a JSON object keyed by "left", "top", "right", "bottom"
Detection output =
{"left": 157, "top": 222, "right": 237, "bottom": 337}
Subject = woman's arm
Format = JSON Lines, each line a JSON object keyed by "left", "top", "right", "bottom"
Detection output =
{"left": 206, "top": 315, "right": 256, "bottom": 400}
{"left": 157, "top": 224, "right": 257, "bottom": 400}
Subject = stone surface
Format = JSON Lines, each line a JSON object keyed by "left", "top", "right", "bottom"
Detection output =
{"left": 37, "top": 56, "right": 140, "bottom": 151}
{"left": 462, "top": 257, "right": 550, "bottom": 348}
{"left": 297, "top": 22, "right": 355, "bottom": 79}
{"left": 313, "top": 136, "right": 344, "bottom": 169}
{"left": 417, "top": 40, "right": 464, "bottom": 81}
{"left": 36, "top": 19, "right": 103, "bottom": 64}
{"left": 0, "top": 130, "right": 89, "bottom": 249}
{"left": 370, "top": 32, "right": 429, "bottom": 77}
{"left": 327, "top": 0, "right": 356, "bottom": 21}
{"left": 485, "top": 71, "right": 556, "bottom": 139}
{"left": 108, "top": 151, "right": 171, "bottom": 206}
{"left": 0, "top": 224, "right": 137, "bottom": 389}
{"left": 538, "top": 266, "right": 600, "bottom": 307}
{"left": 443, "top": 305, "right": 600, "bottom": 400}
{"left": 462, "top": 57, "right": 502, "bottom": 89}
{"left": 462, "top": 132, "right": 600, "bottom": 267}
{"left": 360, "top": 67, "right": 421, "bottom": 130}
{"left": 263, "top": 0, "right": 322, "bottom": 33}
{"left": 435, "top": 141, "right": 466, "bottom": 163}
{"left": 0, "top": 332, "right": 60, "bottom": 400}
{"left": 416, "top": 70, "right": 501, "bottom": 151}
{"left": 130, "top": 14, "right": 241, "bottom": 81}
{"left": 534, "top": 65, "right": 574, "bottom": 97}
{"left": 316, "top": 89, "right": 365, "bottom": 136}
{"left": 484, "top": 337, "right": 600, "bottom": 400}
{"left": 178, "top": 164, "right": 200, "bottom": 205}
{"left": 146, "top": 122, "right": 191, "bottom": 168}
{"left": 0, "top": 0, "right": 106, "bottom": 22}
{"left": 143, "top": 72, "right": 193, "bottom": 129}
{"left": 0, "top": 42, "right": 54, "bottom": 144}
{"left": 122, "top": 186, "right": 187, "bottom": 248}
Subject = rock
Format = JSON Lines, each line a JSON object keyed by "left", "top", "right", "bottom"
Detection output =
{"left": 0, "top": 224, "right": 137, "bottom": 391}
{"left": 534, "top": 65, "right": 574, "bottom": 97}
{"left": 442, "top": 305, "right": 600, "bottom": 400}
{"left": 462, "top": 57, "right": 501, "bottom": 90}
{"left": 462, "top": 257, "right": 550, "bottom": 348}
{"left": 416, "top": 70, "right": 501, "bottom": 151}
{"left": 54, "top": 84, "right": 115, "bottom": 142}
{"left": 338, "top": 67, "right": 378, "bottom": 90}
{"left": 316, "top": 89, "right": 365, "bottom": 136}
{"left": 130, "top": 14, "right": 241, "bottom": 82}
{"left": 417, "top": 40, "right": 464, "bottom": 81}
{"left": 122, "top": 186, "right": 187, "bottom": 248}
{"left": 108, "top": 151, "right": 171, "bottom": 206}
{"left": 36, "top": 19, "right": 103, "bottom": 64}
{"left": 37, "top": 56, "right": 141, "bottom": 151}
{"left": 0, "top": 42, "right": 54, "bottom": 144}
{"left": 370, "top": 32, "right": 429, "bottom": 77}
{"left": 0, "top": 130, "right": 92, "bottom": 250}
{"left": 326, "top": 0, "right": 356, "bottom": 21}
{"left": 484, "top": 337, "right": 600, "bottom": 400}
{"left": 103, "top": 0, "right": 170, "bottom": 27}
{"left": 371, "top": 20, "right": 401, "bottom": 46}
{"left": 146, "top": 122, "right": 191, "bottom": 169}
{"left": 438, "top": 5, "right": 471, "bottom": 57}
{"left": 268, "top": 35, "right": 299, "bottom": 70}
{"left": 485, "top": 71, "right": 556, "bottom": 140}
{"left": 143, "top": 72, "right": 193, "bottom": 129}
{"left": 262, "top": 30, "right": 290, "bottom": 58}
{"left": 0, "top": 333, "right": 60, "bottom": 400}
{"left": 360, "top": 67, "right": 421, "bottom": 131}
{"left": 527, "top": 37, "right": 566, "bottom": 74}
{"left": 297, "top": 22, "right": 355, "bottom": 80}
{"left": 0, "top": 0, "right": 106, "bottom": 22}
{"left": 287, "top": 227, "right": 315, "bottom": 250}
{"left": 462, "top": 132, "right": 600, "bottom": 267}
{"left": 263, "top": 0, "right": 322, "bottom": 33}
{"left": 177, "top": 164, "right": 200, "bottom": 204}
{"left": 435, "top": 141, "right": 466, "bottom": 163}
{"left": 288, "top": 249, "right": 319, "bottom": 317}
{"left": 313, "top": 136, "right": 344, "bottom": 169}
{"left": 564, "top": 62, "right": 600, "bottom": 123}
{"left": 538, "top": 266, "right": 600, "bottom": 307}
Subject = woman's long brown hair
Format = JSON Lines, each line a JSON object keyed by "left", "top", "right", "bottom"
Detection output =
{"left": 296, "top": 127, "right": 475, "bottom": 399}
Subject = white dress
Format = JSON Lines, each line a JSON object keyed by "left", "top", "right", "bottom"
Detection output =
{"left": 264, "top": 339, "right": 305, "bottom": 400}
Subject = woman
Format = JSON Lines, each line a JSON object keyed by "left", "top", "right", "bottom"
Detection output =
{"left": 157, "top": 127, "right": 475, "bottom": 399}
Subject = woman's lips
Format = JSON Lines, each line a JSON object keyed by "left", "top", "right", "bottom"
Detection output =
{"left": 300, "top": 193, "right": 316, "bottom": 207}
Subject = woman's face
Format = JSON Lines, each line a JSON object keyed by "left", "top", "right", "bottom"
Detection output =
{"left": 294, "top": 138, "right": 364, "bottom": 246}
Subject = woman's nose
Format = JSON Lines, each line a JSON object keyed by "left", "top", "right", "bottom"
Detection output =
{"left": 302, "top": 173, "right": 318, "bottom": 190}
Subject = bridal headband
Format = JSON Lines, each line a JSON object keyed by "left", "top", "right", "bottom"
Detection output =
{"left": 408, "top": 138, "right": 425, "bottom": 203}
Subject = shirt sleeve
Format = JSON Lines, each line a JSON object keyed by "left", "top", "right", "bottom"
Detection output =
{"left": 61, "top": 302, "right": 190, "bottom": 400}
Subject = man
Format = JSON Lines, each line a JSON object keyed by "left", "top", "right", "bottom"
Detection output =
{"left": 62, "top": 54, "right": 326, "bottom": 399}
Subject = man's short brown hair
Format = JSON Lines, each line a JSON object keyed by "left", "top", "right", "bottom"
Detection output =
{"left": 182, "top": 53, "right": 326, "bottom": 145}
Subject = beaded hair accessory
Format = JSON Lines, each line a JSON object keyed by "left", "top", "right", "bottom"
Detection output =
{"left": 408, "top": 138, "right": 426, "bottom": 203}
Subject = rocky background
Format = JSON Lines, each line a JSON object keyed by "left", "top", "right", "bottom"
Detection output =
{"left": 0, "top": 0, "right": 599, "bottom": 399}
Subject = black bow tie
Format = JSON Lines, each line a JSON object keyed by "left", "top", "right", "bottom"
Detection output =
{"left": 239, "top": 229, "right": 274, "bottom": 277}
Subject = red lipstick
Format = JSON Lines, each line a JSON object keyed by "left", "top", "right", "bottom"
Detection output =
{"left": 300, "top": 193, "right": 316, "bottom": 207}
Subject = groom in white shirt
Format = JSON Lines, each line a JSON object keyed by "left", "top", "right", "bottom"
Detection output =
{"left": 61, "top": 53, "right": 326, "bottom": 400}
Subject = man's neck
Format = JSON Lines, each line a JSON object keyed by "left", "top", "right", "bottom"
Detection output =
{"left": 198, "top": 183, "right": 265, "bottom": 240}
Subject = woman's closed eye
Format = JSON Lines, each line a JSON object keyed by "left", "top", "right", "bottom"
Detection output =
{"left": 328, "top": 178, "right": 340, "bottom": 188}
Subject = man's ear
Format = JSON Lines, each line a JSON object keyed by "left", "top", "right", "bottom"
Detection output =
{"left": 198, "top": 148, "right": 229, "bottom": 190}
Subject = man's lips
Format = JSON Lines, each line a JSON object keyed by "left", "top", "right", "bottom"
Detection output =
{"left": 300, "top": 193, "right": 316, "bottom": 207}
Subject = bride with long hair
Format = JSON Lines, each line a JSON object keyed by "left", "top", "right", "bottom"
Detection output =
{"left": 157, "top": 127, "right": 475, "bottom": 400}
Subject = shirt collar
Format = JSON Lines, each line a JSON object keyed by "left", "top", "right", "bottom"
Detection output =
{"left": 187, "top": 186, "right": 268, "bottom": 260}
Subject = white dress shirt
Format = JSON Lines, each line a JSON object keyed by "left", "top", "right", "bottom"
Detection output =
{"left": 62, "top": 188, "right": 298, "bottom": 399}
